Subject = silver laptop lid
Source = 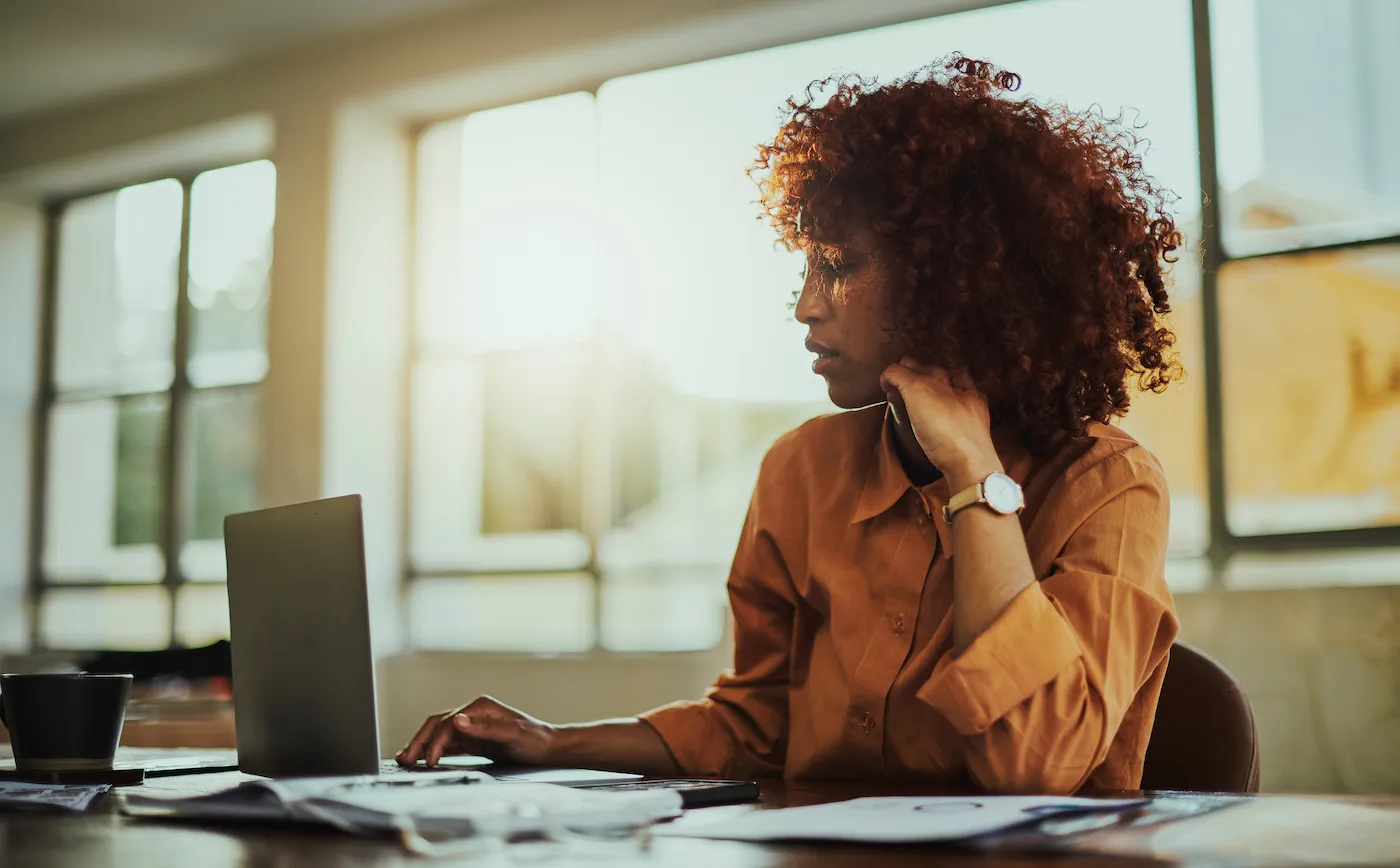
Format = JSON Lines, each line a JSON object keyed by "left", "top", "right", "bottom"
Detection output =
{"left": 224, "top": 494, "right": 379, "bottom": 778}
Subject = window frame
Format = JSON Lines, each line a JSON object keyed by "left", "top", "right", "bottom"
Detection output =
{"left": 26, "top": 163, "right": 270, "bottom": 651}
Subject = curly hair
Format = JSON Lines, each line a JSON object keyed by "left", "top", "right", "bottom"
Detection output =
{"left": 753, "top": 54, "right": 1183, "bottom": 453}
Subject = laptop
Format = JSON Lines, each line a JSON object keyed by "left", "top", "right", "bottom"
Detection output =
{"left": 177, "top": 493, "right": 637, "bottom": 784}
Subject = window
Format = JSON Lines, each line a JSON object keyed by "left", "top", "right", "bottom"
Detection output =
{"left": 31, "top": 160, "right": 274, "bottom": 650}
{"left": 1198, "top": 0, "right": 1400, "bottom": 567}
{"left": 408, "top": 0, "right": 1203, "bottom": 651}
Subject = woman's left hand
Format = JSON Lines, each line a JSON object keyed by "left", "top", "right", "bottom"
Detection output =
{"left": 880, "top": 357, "right": 1001, "bottom": 487}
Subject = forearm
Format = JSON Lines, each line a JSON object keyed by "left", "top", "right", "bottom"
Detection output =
{"left": 545, "top": 718, "right": 681, "bottom": 777}
{"left": 944, "top": 455, "right": 1036, "bottom": 654}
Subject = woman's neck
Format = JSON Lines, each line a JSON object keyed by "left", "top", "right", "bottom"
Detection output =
{"left": 888, "top": 402, "right": 942, "bottom": 486}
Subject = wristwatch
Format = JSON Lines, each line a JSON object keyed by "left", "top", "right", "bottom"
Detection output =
{"left": 942, "top": 471, "right": 1025, "bottom": 523}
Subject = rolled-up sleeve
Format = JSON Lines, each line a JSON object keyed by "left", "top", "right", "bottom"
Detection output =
{"left": 639, "top": 458, "right": 798, "bottom": 778}
{"left": 918, "top": 452, "right": 1179, "bottom": 794}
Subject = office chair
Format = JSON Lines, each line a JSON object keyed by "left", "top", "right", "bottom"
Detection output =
{"left": 1142, "top": 641, "right": 1261, "bottom": 793}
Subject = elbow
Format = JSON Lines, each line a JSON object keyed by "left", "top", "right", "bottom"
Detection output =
{"left": 965, "top": 706, "right": 1107, "bottom": 795}
{"left": 969, "top": 758, "right": 1089, "bottom": 796}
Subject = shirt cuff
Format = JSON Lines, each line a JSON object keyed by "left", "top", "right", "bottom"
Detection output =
{"left": 637, "top": 699, "right": 727, "bottom": 777}
{"left": 917, "top": 583, "right": 1082, "bottom": 735}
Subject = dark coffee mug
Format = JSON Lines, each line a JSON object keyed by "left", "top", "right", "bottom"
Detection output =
{"left": 0, "top": 673, "right": 133, "bottom": 771}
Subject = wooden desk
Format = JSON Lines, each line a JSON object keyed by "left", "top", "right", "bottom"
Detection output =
{"left": 1, "top": 775, "right": 1396, "bottom": 867}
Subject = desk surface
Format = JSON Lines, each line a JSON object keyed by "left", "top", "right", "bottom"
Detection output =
{"left": 1, "top": 774, "right": 1397, "bottom": 867}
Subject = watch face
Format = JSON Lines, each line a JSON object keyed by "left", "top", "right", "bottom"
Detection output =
{"left": 983, "top": 472, "right": 1023, "bottom": 514}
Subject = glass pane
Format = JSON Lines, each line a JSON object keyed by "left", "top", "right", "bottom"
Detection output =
{"left": 599, "top": 576, "right": 727, "bottom": 652}
{"left": 1213, "top": 0, "right": 1400, "bottom": 255}
{"left": 54, "top": 179, "right": 181, "bottom": 394}
{"left": 409, "top": 359, "right": 480, "bottom": 567}
{"left": 407, "top": 575, "right": 594, "bottom": 651}
{"left": 115, "top": 396, "right": 166, "bottom": 546}
{"left": 40, "top": 586, "right": 171, "bottom": 650}
{"left": 180, "top": 538, "right": 228, "bottom": 583}
{"left": 1221, "top": 244, "right": 1400, "bottom": 533}
{"left": 602, "top": 396, "right": 816, "bottom": 570}
{"left": 480, "top": 346, "right": 584, "bottom": 534}
{"left": 43, "top": 396, "right": 167, "bottom": 582}
{"left": 409, "top": 358, "right": 588, "bottom": 570}
{"left": 175, "top": 582, "right": 230, "bottom": 646}
{"left": 186, "top": 388, "right": 261, "bottom": 541}
{"left": 457, "top": 92, "right": 598, "bottom": 354}
{"left": 187, "top": 161, "right": 275, "bottom": 387}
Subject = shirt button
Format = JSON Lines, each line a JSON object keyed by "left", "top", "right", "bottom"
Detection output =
{"left": 860, "top": 712, "right": 875, "bottom": 734}
{"left": 892, "top": 614, "right": 906, "bottom": 634}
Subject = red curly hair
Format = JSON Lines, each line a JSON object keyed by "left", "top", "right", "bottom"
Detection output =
{"left": 753, "top": 54, "right": 1183, "bottom": 453}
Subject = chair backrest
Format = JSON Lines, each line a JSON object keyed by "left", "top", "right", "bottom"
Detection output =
{"left": 1141, "top": 641, "right": 1260, "bottom": 793}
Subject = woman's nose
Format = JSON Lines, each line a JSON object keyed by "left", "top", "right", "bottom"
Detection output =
{"left": 794, "top": 272, "right": 830, "bottom": 324}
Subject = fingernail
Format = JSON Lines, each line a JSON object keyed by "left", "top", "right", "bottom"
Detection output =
{"left": 454, "top": 714, "right": 471, "bottom": 730}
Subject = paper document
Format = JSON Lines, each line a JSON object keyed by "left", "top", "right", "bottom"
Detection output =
{"left": 0, "top": 782, "right": 110, "bottom": 812}
{"left": 125, "top": 773, "right": 682, "bottom": 838}
{"left": 657, "top": 795, "right": 1148, "bottom": 843}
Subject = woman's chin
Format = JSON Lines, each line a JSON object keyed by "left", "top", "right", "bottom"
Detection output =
{"left": 825, "top": 381, "right": 886, "bottom": 410}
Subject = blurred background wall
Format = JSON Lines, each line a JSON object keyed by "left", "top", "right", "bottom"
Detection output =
{"left": 1, "top": 0, "right": 1397, "bottom": 793}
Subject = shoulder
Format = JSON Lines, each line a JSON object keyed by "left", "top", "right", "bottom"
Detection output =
{"left": 1023, "top": 422, "right": 1170, "bottom": 553}
{"left": 760, "top": 404, "right": 883, "bottom": 478}
{"left": 1051, "top": 422, "right": 1169, "bottom": 502}
{"left": 751, "top": 405, "right": 882, "bottom": 514}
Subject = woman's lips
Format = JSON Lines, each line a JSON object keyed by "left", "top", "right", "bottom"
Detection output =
{"left": 805, "top": 339, "right": 840, "bottom": 376}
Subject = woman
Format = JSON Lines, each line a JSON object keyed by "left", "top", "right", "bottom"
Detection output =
{"left": 398, "top": 55, "right": 1182, "bottom": 794}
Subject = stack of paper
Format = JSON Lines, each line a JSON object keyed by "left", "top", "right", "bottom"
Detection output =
{"left": 656, "top": 795, "right": 1149, "bottom": 844}
{"left": 125, "top": 773, "right": 683, "bottom": 839}
{"left": 0, "top": 782, "right": 110, "bottom": 812}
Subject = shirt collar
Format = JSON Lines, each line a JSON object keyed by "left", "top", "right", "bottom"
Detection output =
{"left": 850, "top": 405, "right": 919, "bottom": 526}
{"left": 850, "top": 406, "right": 1035, "bottom": 544}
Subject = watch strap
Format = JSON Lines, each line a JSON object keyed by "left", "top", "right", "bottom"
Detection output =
{"left": 941, "top": 480, "right": 985, "bottom": 523}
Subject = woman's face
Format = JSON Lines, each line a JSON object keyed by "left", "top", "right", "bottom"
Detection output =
{"left": 794, "top": 234, "right": 905, "bottom": 409}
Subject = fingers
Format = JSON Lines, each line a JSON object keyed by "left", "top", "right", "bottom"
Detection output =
{"left": 883, "top": 359, "right": 966, "bottom": 396}
{"left": 397, "top": 696, "right": 533, "bottom": 767}
{"left": 880, "top": 362, "right": 916, "bottom": 395}
{"left": 424, "top": 719, "right": 459, "bottom": 766}
{"left": 396, "top": 716, "right": 439, "bottom": 766}
{"left": 397, "top": 706, "right": 462, "bottom": 767}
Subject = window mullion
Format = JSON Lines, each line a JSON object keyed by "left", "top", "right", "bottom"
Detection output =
{"left": 1191, "top": 0, "right": 1230, "bottom": 586}
{"left": 160, "top": 179, "right": 196, "bottom": 647}
{"left": 26, "top": 203, "right": 65, "bottom": 651}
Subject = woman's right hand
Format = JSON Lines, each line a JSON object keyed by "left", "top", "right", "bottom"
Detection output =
{"left": 396, "top": 696, "right": 556, "bottom": 768}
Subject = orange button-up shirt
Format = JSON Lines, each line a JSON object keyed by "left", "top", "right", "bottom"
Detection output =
{"left": 641, "top": 405, "right": 1178, "bottom": 793}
